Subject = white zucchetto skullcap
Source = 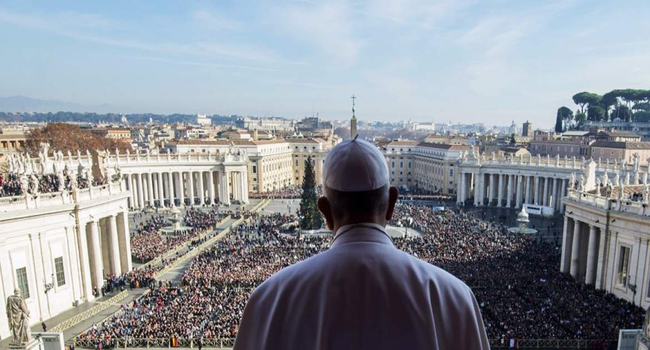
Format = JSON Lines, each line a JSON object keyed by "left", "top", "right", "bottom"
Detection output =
{"left": 323, "top": 137, "right": 389, "bottom": 192}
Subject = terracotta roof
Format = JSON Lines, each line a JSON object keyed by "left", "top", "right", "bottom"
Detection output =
{"left": 598, "top": 130, "right": 641, "bottom": 138}
{"left": 591, "top": 141, "right": 650, "bottom": 150}
{"left": 172, "top": 140, "right": 230, "bottom": 146}
{"left": 284, "top": 138, "right": 320, "bottom": 144}
{"left": 417, "top": 142, "right": 468, "bottom": 150}
{"left": 387, "top": 140, "right": 418, "bottom": 146}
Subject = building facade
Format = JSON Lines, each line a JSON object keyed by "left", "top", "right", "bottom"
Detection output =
{"left": 457, "top": 147, "right": 650, "bottom": 215}
{"left": 591, "top": 141, "right": 650, "bottom": 166}
{"left": 382, "top": 140, "right": 468, "bottom": 194}
{"left": 529, "top": 130, "right": 592, "bottom": 158}
{"left": 522, "top": 121, "right": 532, "bottom": 137}
{"left": 0, "top": 152, "right": 132, "bottom": 340}
{"left": 164, "top": 137, "right": 339, "bottom": 194}
{"left": 561, "top": 184, "right": 650, "bottom": 308}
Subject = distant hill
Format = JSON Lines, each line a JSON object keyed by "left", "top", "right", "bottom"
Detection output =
{"left": 0, "top": 95, "right": 119, "bottom": 113}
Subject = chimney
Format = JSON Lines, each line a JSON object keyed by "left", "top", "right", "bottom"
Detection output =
{"left": 253, "top": 129, "right": 259, "bottom": 141}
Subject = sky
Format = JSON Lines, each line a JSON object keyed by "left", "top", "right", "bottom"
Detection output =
{"left": 0, "top": 0, "right": 649, "bottom": 127}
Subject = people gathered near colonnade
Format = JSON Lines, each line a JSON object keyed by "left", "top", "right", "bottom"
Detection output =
{"left": 78, "top": 204, "right": 644, "bottom": 347}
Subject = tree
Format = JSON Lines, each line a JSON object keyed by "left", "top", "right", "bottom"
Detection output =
{"left": 587, "top": 105, "right": 606, "bottom": 122}
{"left": 26, "top": 123, "right": 132, "bottom": 155}
{"left": 633, "top": 111, "right": 650, "bottom": 122}
{"left": 633, "top": 102, "right": 650, "bottom": 112}
{"left": 572, "top": 92, "right": 601, "bottom": 113}
{"left": 601, "top": 91, "right": 618, "bottom": 121}
{"left": 555, "top": 106, "right": 573, "bottom": 132}
{"left": 509, "top": 133, "right": 516, "bottom": 145}
{"left": 612, "top": 105, "right": 632, "bottom": 122}
{"left": 298, "top": 156, "right": 323, "bottom": 230}
{"left": 574, "top": 112, "right": 587, "bottom": 128}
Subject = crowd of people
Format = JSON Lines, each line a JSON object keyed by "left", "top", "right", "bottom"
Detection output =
{"left": 78, "top": 203, "right": 645, "bottom": 346}
{"left": 130, "top": 209, "right": 226, "bottom": 263}
{"left": 0, "top": 172, "right": 94, "bottom": 197}
{"left": 0, "top": 174, "right": 23, "bottom": 197}
{"left": 248, "top": 185, "right": 324, "bottom": 199}
{"left": 390, "top": 204, "right": 644, "bottom": 340}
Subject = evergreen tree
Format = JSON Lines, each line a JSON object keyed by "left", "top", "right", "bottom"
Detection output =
{"left": 299, "top": 156, "right": 323, "bottom": 230}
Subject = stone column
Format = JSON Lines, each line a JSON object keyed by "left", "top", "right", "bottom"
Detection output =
{"left": 167, "top": 172, "right": 174, "bottom": 206}
{"left": 473, "top": 173, "right": 480, "bottom": 206}
{"left": 197, "top": 171, "right": 204, "bottom": 205}
{"left": 542, "top": 177, "right": 549, "bottom": 207}
{"left": 516, "top": 175, "right": 524, "bottom": 208}
{"left": 136, "top": 173, "right": 144, "bottom": 209}
{"left": 570, "top": 220, "right": 582, "bottom": 279}
{"left": 188, "top": 171, "right": 195, "bottom": 206}
{"left": 497, "top": 174, "right": 504, "bottom": 207}
{"left": 220, "top": 171, "right": 231, "bottom": 205}
{"left": 241, "top": 170, "right": 249, "bottom": 203}
{"left": 557, "top": 179, "right": 566, "bottom": 213}
{"left": 77, "top": 221, "right": 93, "bottom": 300}
{"left": 117, "top": 211, "right": 132, "bottom": 273}
{"left": 207, "top": 171, "right": 215, "bottom": 205}
{"left": 534, "top": 176, "right": 540, "bottom": 205}
{"left": 176, "top": 172, "right": 185, "bottom": 206}
{"left": 585, "top": 225, "right": 598, "bottom": 285}
{"left": 157, "top": 172, "right": 165, "bottom": 207}
{"left": 107, "top": 215, "right": 121, "bottom": 276}
{"left": 525, "top": 176, "right": 532, "bottom": 204}
{"left": 560, "top": 216, "right": 573, "bottom": 273}
{"left": 550, "top": 177, "right": 558, "bottom": 210}
{"left": 147, "top": 173, "right": 154, "bottom": 206}
{"left": 595, "top": 228, "right": 607, "bottom": 288}
{"left": 457, "top": 173, "right": 465, "bottom": 205}
{"left": 489, "top": 174, "right": 496, "bottom": 205}
{"left": 87, "top": 221, "right": 104, "bottom": 290}
{"left": 506, "top": 175, "right": 514, "bottom": 208}
{"left": 126, "top": 174, "right": 135, "bottom": 209}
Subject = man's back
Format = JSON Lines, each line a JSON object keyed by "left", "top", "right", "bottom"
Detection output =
{"left": 234, "top": 226, "right": 490, "bottom": 350}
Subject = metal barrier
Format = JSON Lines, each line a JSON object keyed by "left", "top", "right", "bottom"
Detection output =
{"left": 489, "top": 338, "right": 616, "bottom": 348}
{"left": 49, "top": 290, "right": 129, "bottom": 333}
{"left": 74, "top": 337, "right": 237, "bottom": 348}
{"left": 75, "top": 337, "right": 616, "bottom": 349}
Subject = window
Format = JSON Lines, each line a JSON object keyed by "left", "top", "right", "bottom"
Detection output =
{"left": 617, "top": 246, "right": 631, "bottom": 287}
{"left": 16, "top": 267, "right": 29, "bottom": 299}
{"left": 55, "top": 257, "right": 66, "bottom": 286}
{"left": 252, "top": 165, "right": 257, "bottom": 174}
{"left": 392, "top": 161, "right": 395, "bottom": 168}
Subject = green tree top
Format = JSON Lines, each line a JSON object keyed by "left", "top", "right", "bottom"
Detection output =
{"left": 298, "top": 156, "right": 324, "bottom": 230}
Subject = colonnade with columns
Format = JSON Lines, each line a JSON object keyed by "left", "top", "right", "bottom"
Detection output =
{"left": 77, "top": 211, "right": 132, "bottom": 299}
{"left": 561, "top": 188, "right": 650, "bottom": 308}
{"left": 457, "top": 171, "right": 568, "bottom": 213}
{"left": 123, "top": 168, "right": 248, "bottom": 210}
{"left": 560, "top": 216, "right": 603, "bottom": 286}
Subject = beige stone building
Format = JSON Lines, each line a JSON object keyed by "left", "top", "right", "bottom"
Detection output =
{"left": 590, "top": 141, "right": 650, "bottom": 166}
{"left": 165, "top": 136, "right": 339, "bottom": 193}
{"left": 562, "top": 184, "right": 650, "bottom": 308}
{"left": 286, "top": 138, "right": 338, "bottom": 186}
{"left": 382, "top": 140, "right": 468, "bottom": 194}
{"left": 0, "top": 131, "right": 28, "bottom": 161}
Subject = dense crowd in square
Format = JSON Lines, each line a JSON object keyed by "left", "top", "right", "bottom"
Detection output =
{"left": 77, "top": 203, "right": 645, "bottom": 347}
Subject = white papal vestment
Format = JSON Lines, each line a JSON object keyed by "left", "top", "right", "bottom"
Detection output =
{"left": 234, "top": 224, "right": 490, "bottom": 350}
